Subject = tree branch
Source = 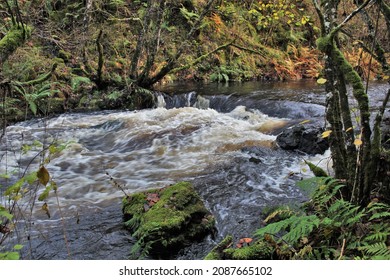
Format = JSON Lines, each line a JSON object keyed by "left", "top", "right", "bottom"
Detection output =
{"left": 169, "top": 41, "right": 234, "bottom": 74}
{"left": 331, "top": 0, "right": 374, "bottom": 37}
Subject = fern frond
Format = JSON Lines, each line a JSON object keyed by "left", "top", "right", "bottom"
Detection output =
{"left": 359, "top": 243, "right": 390, "bottom": 260}
{"left": 369, "top": 211, "right": 390, "bottom": 220}
{"left": 256, "top": 215, "right": 296, "bottom": 237}
{"left": 283, "top": 215, "right": 320, "bottom": 243}
{"left": 256, "top": 214, "right": 320, "bottom": 245}
{"left": 263, "top": 207, "right": 295, "bottom": 224}
{"left": 364, "top": 232, "right": 389, "bottom": 243}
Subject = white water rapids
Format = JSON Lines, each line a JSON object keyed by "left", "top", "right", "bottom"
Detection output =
{"left": 0, "top": 93, "right": 331, "bottom": 259}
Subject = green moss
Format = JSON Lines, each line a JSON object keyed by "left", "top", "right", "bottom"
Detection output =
{"left": 224, "top": 241, "right": 274, "bottom": 260}
{"left": 332, "top": 45, "right": 370, "bottom": 124}
{"left": 204, "top": 235, "right": 233, "bottom": 260}
{"left": 122, "top": 182, "right": 215, "bottom": 259}
{"left": 204, "top": 235, "right": 274, "bottom": 260}
{"left": 57, "top": 50, "right": 72, "bottom": 62}
{"left": 316, "top": 36, "right": 330, "bottom": 52}
{"left": 304, "top": 160, "right": 328, "bottom": 177}
{"left": 0, "top": 25, "right": 32, "bottom": 64}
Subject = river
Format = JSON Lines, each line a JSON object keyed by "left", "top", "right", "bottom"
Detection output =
{"left": 0, "top": 80, "right": 387, "bottom": 259}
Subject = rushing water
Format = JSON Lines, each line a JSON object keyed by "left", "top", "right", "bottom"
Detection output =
{"left": 1, "top": 80, "right": 386, "bottom": 259}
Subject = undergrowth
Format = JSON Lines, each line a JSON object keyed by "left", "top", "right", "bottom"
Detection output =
{"left": 255, "top": 177, "right": 390, "bottom": 260}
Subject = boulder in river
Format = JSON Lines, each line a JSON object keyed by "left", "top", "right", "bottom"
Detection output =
{"left": 122, "top": 182, "right": 215, "bottom": 259}
{"left": 276, "top": 124, "right": 329, "bottom": 155}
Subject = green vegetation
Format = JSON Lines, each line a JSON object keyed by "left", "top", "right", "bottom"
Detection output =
{"left": 205, "top": 177, "right": 390, "bottom": 260}
{"left": 1, "top": 0, "right": 389, "bottom": 261}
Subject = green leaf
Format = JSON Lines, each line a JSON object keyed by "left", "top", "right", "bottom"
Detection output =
{"left": 13, "top": 244, "right": 23, "bottom": 250}
{"left": 4, "top": 177, "right": 25, "bottom": 196}
{"left": 0, "top": 209, "right": 13, "bottom": 220}
{"left": 0, "top": 252, "right": 20, "bottom": 260}
{"left": 28, "top": 100, "right": 37, "bottom": 115}
{"left": 38, "top": 185, "right": 52, "bottom": 201}
{"left": 25, "top": 172, "right": 38, "bottom": 185}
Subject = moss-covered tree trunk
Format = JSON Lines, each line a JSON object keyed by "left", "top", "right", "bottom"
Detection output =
{"left": 0, "top": 25, "right": 30, "bottom": 66}
{"left": 312, "top": 0, "right": 389, "bottom": 205}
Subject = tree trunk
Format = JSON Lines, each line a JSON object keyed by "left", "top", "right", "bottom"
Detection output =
{"left": 312, "top": 0, "right": 388, "bottom": 205}
{"left": 0, "top": 25, "right": 31, "bottom": 66}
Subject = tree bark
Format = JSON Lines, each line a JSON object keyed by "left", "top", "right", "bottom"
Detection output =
{"left": 311, "top": 0, "right": 388, "bottom": 205}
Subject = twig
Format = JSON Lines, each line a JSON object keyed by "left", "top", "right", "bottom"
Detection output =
{"left": 338, "top": 238, "right": 346, "bottom": 260}
{"left": 106, "top": 172, "right": 129, "bottom": 198}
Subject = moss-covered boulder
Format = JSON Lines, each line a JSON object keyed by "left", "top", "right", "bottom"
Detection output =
{"left": 122, "top": 182, "right": 215, "bottom": 259}
{"left": 204, "top": 235, "right": 274, "bottom": 260}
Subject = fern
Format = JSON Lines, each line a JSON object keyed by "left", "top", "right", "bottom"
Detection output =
{"left": 71, "top": 76, "right": 91, "bottom": 91}
{"left": 256, "top": 177, "right": 390, "bottom": 260}
{"left": 364, "top": 232, "right": 389, "bottom": 243}
{"left": 358, "top": 243, "right": 390, "bottom": 260}
{"left": 256, "top": 214, "right": 320, "bottom": 244}
{"left": 283, "top": 215, "right": 320, "bottom": 243}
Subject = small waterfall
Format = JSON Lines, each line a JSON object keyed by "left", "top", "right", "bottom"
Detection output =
{"left": 194, "top": 95, "right": 210, "bottom": 109}
{"left": 156, "top": 93, "right": 166, "bottom": 108}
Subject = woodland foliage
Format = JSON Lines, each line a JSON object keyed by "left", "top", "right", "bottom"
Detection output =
{"left": 0, "top": 0, "right": 389, "bottom": 260}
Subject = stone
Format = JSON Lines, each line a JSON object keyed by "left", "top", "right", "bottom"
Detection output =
{"left": 276, "top": 124, "right": 329, "bottom": 155}
{"left": 122, "top": 182, "right": 215, "bottom": 259}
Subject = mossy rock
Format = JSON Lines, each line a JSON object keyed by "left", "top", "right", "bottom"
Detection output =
{"left": 122, "top": 182, "right": 215, "bottom": 259}
{"left": 204, "top": 235, "right": 274, "bottom": 260}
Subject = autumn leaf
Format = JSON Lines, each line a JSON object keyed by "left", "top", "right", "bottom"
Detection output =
{"left": 147, "top": 193, "right": 160, "bottom": 206}
{"left": 299, "top": 120, "right": 311, "bottom": 124}
{"left": 354, "top": 138, "right": 363, "bottom": 147}
{"left": 317, "top": 78, "right": 327, "bottom": 84}
{"left": 345, "top": 127, "right": 353, "bottom": 132}
{"left": 322, "top": 130, "right": 332, "bottom": 138}
{"left": 37, "top": 166, "right": 50, "bottom": 186}
{"left": 42, "top": 202, "right": 51, "bottom": 218}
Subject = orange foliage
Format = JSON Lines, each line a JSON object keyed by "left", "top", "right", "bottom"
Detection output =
{"left": 210, "top": 13, "right": 224, "bottom": 32}
{"left": 344, "top": 47, "right": 383, "bottom": 80}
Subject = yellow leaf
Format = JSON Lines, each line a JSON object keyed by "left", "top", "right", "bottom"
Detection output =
{"left": 42, "top": 202, "right": 51, "bottom": 218}
{"left": 383, "top": 75, "right": 389, "bottom": 80}
{"left": 354, "top": 138, "right": 363, "bottom": 147}
{"left": 317, "top": 78, "right": 327, "bottom": 84}
{"left": 299, "top": 120, "right": 311, "bottom": 124}
{"left": 37, "top": 166, "right": 50, "bottom": 186}
{"left": 322, "top": 130, "right": 332, "bottom": 138}
{"left": 345, "top": 127, "right": 353, "bottom": 132}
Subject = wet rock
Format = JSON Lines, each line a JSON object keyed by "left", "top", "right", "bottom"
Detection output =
{"left": 276, "top": 124, "right": 328, "bottom": 155}
{"left": 122, "top": 182, "right": 215, "bottom": 259}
